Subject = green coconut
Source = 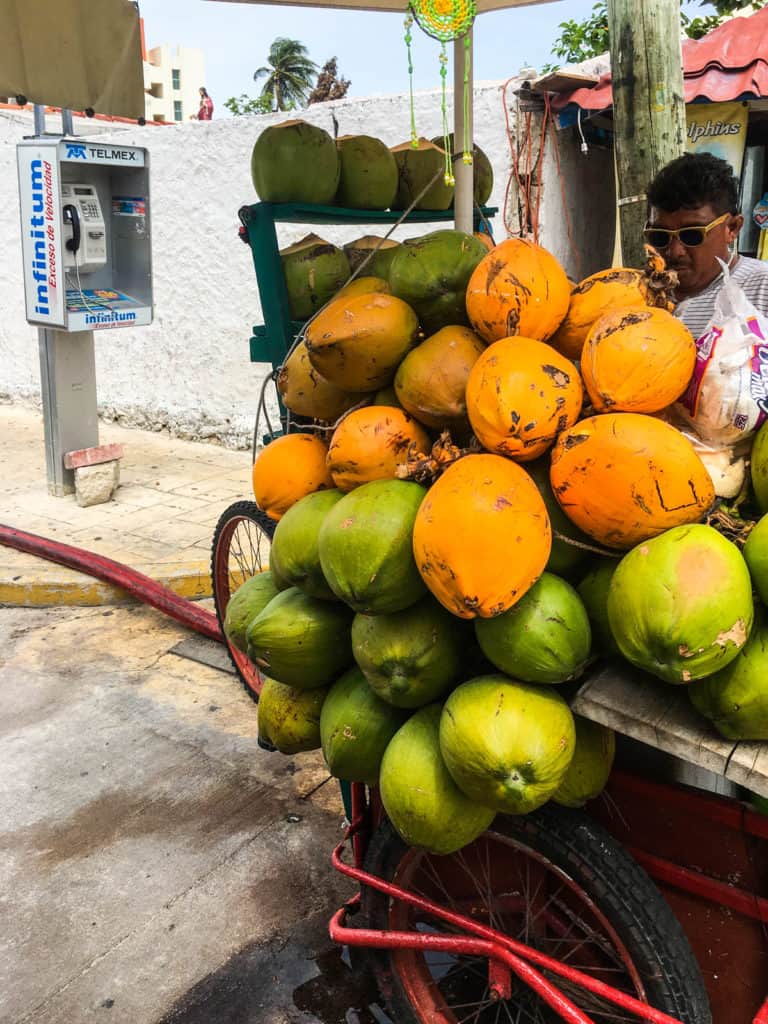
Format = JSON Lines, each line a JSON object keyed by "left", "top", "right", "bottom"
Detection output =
{"left": 689, "top": 614, "right": 768, "bottom": 740}
{"left": 527, "top": 459, "right": 591, "bottom": 578}
{"left": 552, "top": 717, "right": 615, "bottom": 808}
{"left": 387, "top": 229, "right": 488, "bottom": 333}
{"left": 351, "top": 596, "right": 465, "bottom": 708}
{"left": 320, "top": 666, "right": 409, "bottom": 784}
{"left": 607, "top": 524, "right": 753, "bottom": 684}
{"left": 743, "top": 514, "right": 768, "bottom": 604}
{"left": 257, "top": 677, "right": 328, "bottom": 754}
{"left": 391, "top": 139, "right": 454, "bottom": 211}
{"left": 475, "top": 573, "right": 592, "bottom": 684}
{"left": 280, "top": 234, "right": 351, "bottom": 320}
{"left": 271, "top": 561, "right": 292, "bottom": 591}
{"left": 245, "top": 587, "right": 353, "bottom": 688}
{"left": 380, "top": 704, "right": 496, "bottom": 854}
{"left": 751, "top": 421, "right": 768, "bottom": 513}
{"left": 343, "top": 236, "right": 401, "bottom": 278}
{"left": 269, "top": 489, "right": 345, "bottom": 601}
{"left": 251, "top": 120, "right": 340, "bottom": 203}
{"left": 223, "top": 571, "right": 281, "bottom": 654}
{"left": 335, "top": 135, "right": 398, "bottom": 210}
{"left": 430, "top": 133, "right": 494, "bottom": 206}
{"left": 439, "top": 676, "right": 576, "bottom": 814}
{"left": 318, "top": 479, "right": 427, "bottom": 614}
{"left": 577, "top": 560, "right": 621, "bottom": 656}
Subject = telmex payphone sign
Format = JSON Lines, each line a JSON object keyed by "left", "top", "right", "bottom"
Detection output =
{"left": 17, "top": 140, "right": 147, "bottom": 329}
{"left": 17, "top": 145, "right": 65, "bottom": 325}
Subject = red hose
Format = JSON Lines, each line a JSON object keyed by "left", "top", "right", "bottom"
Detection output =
{"left": 0, "top": 524, "right": 223, "bottom": 642}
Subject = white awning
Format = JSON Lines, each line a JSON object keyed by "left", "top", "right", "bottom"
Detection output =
{"left": 206, "top": 0, "right": 556, "bottom": 13}
{"left": 0, "top": 0, "right": 145, "bottom": 118}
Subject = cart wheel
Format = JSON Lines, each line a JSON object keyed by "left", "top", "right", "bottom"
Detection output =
{"left": 361, "top": 805, "right": 711, "bottom": 1024}
{"left": 211, "top": 500, "right": 275, "bottom": 703}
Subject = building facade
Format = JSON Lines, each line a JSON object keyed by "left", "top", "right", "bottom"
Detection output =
{"left": 143, "top": 43, "right": 206, "bottom": 123}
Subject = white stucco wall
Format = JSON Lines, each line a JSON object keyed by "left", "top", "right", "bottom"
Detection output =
{"left": 0, "top": 85, "right": 603, "bottom": 448}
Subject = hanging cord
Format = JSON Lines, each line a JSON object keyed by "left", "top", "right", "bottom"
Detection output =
{"left": 501, "top": 82, "right": 563, "bottom": 246}
{"left": 473, "top": 197, "right": 494, "bottom": 241}
{"left": 252, "top": 368, "right": 279, "bottom": 463}
{"left": 252, "top": 165, "right": 448, "bottom": 455}
{"left": 439, "top": 43, "right": 454, "bottom": 185}
{"left": 504, "top": 89, "right": 539, "bottom": 239}
{"left": 404, "top": 14, "right": 419, "bottom": 148}
{"left": 285, "top": 163, "right": 446, "bottom": 364}
{"left": 462, "top": 34, "right": 473, "bottom": 166}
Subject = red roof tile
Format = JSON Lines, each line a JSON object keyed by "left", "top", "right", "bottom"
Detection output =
{"left": 554, "top": 6, "right": 768, "bottom": 112}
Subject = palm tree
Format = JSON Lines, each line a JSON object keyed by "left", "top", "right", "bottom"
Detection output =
{"left": 254, "top": 38, "right": 317, "bottom": 111}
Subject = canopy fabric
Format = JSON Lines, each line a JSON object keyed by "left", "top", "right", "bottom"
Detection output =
{"left": 553, "top": 5, "right": 768, "bottom": 112}
{"left": 207, "top": 0, "right": 555, "bottom": 14}
{"left": 0, "top": 0, "right": 145, "bottom": 118}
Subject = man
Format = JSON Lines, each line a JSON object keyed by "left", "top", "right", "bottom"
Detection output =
{"left": 645, "top": 152, "right": 768, "bottom": 337}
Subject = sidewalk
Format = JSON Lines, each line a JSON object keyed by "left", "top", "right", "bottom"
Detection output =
{"left": 0, "top": 403, "right": 253, "bottom": 606}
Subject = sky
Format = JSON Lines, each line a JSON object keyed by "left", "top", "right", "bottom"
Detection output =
{"left": 136, "top": 0, "right": 714, "bottom": 115}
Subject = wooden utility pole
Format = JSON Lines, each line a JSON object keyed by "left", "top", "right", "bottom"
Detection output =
{"left": 607, "top": 0, "right": 687, "bottom": 267}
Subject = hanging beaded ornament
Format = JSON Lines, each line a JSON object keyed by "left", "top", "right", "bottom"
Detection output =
{"left": 404, "top": 0, "right": 477, "bottom": 185}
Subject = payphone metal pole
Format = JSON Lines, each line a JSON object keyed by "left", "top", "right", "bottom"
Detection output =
{"left": 33, "top": 104, "right": 99, "bottom": 496}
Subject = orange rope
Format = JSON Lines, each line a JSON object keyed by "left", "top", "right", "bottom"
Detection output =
{"left": 500, "top": 84, "right": 583, "bottom": 277}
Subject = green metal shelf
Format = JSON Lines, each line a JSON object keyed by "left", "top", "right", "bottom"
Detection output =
{"left": 242, "top": 200, "right": 497, "bottom": 227}
{"left": 238, "top": 199, "right": 497, "bottom": 389}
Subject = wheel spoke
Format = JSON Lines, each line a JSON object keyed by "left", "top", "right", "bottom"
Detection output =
{"left": 211, "top": 503, "right": 275, "bottom": 701}
{"left": 381, "top": 824, "right": 657, "bottom": 1024}
{"left": 229, "top": 528, "right": 249, "bottom": 587}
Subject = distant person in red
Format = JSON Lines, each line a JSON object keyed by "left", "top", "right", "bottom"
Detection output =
{"left": 197, "top": 87, "right": 214, "bottom": 121}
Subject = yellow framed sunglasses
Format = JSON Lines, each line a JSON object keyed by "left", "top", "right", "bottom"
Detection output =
{"left": 643, "top": 212, "right": 730, "bottom": 249}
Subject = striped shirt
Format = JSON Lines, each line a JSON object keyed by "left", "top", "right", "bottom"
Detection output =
{"left": 674, "top": 256, "right": 768, "bottom": 339}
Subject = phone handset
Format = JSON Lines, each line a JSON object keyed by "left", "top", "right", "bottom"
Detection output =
{"left": 63, "top": 204, "right": 81, "bottom": 255}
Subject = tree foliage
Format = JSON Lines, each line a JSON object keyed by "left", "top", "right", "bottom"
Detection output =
{"left": 223, "top": 93, "right": 275, "bottom": 116}
{"left": 547, "top": 0, "right": 767, "bottom": 68}
{"left": 254, "top": 38, "right": 318, "bottom": 111}
{"left": 308, "top": 58, "right": 351, "bottom": 104}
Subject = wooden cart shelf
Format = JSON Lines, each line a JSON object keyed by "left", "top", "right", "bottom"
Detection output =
{"left": 573, "top": 662, "right": 768, "bottom": 799}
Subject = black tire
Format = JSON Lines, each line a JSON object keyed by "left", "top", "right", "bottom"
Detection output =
{"left": 210, "top": 500, "right": 275, "bottom": 703}
{"left": 361, "top": 804, "right": 711, "bottom": 1024}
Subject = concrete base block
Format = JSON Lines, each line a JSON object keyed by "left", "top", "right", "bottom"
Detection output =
{"left": 74, "top": 461, "right": 120, "bottom": 507}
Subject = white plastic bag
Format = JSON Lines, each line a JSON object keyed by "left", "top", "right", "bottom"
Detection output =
{"left": 676, "top": 258, "right": 768, "bottom": 447}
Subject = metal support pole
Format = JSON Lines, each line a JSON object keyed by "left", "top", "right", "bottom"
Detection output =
{"left": 31, "top": 104, "right": 100, "bottom": 495}
{"left": 33, "top": 103, "right": 46, "bottom": 136}
{"left": 38, "top": 330, "right": 99, "bottom": 495}
{"left": 453, "top": 32, "right": 474, "bottom": 235}
{"left": 61, "top": 108, "right": 74, "bottom": 135}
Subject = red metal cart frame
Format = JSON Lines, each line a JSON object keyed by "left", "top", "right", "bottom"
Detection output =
{"left": 328, "top": 774, "right": 768, "bottom": 1024}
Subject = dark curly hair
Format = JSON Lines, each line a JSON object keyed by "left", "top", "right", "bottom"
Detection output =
{"left": 647, "top": 152, "right": 739, "bottom": 215}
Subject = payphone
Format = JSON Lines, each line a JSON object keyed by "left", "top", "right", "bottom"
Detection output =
{"left": 17, "top": 137, "right": 153, "bottom": 331}
{"left": 61, "top": 182, "right": 108, "bottom": 274}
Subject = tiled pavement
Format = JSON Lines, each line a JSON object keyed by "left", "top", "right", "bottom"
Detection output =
{"left": 0, "top": 403, "right": 253, "bottom": 605}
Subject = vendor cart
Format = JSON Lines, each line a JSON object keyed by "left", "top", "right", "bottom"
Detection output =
{"left": 210, "top": 196, "right": 768, "bottom": 1024}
